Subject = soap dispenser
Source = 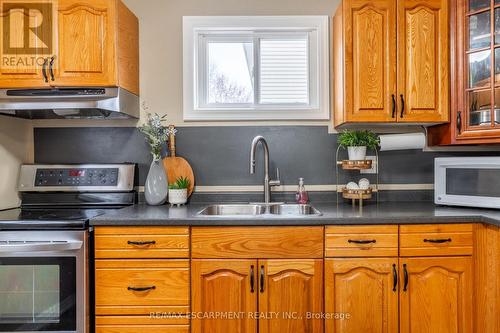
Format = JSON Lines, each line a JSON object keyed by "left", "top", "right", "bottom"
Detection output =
{"left": 296, "top": 178, "right": 309, "bottom": 204}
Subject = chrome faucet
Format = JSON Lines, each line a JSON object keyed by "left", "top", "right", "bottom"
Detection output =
{"left": 250, "top": 136, "right": 281, "bottom": 204}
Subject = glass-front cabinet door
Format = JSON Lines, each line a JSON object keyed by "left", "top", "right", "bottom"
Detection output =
{"left": 461, "top": 0, "right": 500, "bottom": 138}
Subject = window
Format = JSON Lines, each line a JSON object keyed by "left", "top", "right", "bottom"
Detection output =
{"left": 183, "top": 16, "right": 329, "bottom": 120}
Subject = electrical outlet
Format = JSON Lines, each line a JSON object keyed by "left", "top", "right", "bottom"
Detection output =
{"left": 360, "top": 156, "right": 377, "bottom": 174}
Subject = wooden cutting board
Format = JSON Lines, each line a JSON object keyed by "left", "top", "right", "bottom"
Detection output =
{"left": 163, "top": 125, "right": 195, "bottom": 196}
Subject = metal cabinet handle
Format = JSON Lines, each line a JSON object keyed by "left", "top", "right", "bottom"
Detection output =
{"left": 49, "top": 56, "right": 55, "bottom": 81}
{"left": 42, "top": 58, "right": 49, "bottom": 82}
{"left": 423, "top": 238, "right": 452, "bottom": 244}
{"left": 457, "top": 111, "right": 462, "bottom": 134}
{"left": 348, "top": 239, "right": 376, "bottom": 244}
{"left": 400, "top": 94, "right": 405, "bottom": 118}
{"left": 127, "top": 286, "right": 156, "bottom": 292}
{"left": 392, "top": 264, "right": 397, "bottom": 292}
{"left": 250, "top": 265, "right": 255, "bottom": 293}
{"left": 391, "top": 94, "right": 396, "bottom": 118}
{"left": 403, "top": 264, "right": 408, "bottom": 291}
{"left": 260, "top": 265, "right": 265, "bottom": 293}
{"left": 127, "top": 240, "right": 156, "bottom": 246}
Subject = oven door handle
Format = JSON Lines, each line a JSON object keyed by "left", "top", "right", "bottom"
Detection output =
{"left": 0, "top": 240, "right": 83, "bottom": 252}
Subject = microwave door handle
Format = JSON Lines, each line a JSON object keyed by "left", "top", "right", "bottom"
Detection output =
{"left": 0, "top": 240, "right": 83, "bottom": 253}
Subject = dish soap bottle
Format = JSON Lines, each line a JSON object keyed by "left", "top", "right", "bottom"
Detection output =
{"left": 296, "top": 178, "right": 309, "bottom": 204}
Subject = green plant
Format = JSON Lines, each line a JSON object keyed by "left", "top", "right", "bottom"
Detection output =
{"left": 338, "top": 130, "right": 379, "bottom": 149}
{"left": 169, "top": 176, "right": 191, "bottom": 190}
{"left": 139, "top": 113, "right": 174, "bottom": 160}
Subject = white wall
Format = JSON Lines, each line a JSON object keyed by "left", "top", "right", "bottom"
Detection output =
{"left": 0, "top": 118, "right": 32, "bottom": 210}
{"left": 32, "top": 0, "right": 341, "bottom": 128}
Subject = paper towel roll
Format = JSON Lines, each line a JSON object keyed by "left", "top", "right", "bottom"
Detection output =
{"left": 379, "top": 132, "right": 426, "bottom": 151}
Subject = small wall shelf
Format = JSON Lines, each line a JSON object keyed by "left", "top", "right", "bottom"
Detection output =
{"left": 338, "top": 159, "right": 373, "bottom": 170}
{"left": 335, "top": 146, "right": 379, "bottom": 207}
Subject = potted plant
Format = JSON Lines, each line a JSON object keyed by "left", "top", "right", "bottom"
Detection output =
{"left": 139, "top": 113, "right": 173, "bottom": 206}
{"left": 338, "top": 130, "right": 379, "bottom": 160}
{"left": 168, "top": 176, "right": 191, "bottom": 206}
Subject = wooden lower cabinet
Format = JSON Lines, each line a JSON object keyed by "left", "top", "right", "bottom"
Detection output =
{"left": 400, "top": 257, "right": 472, "bottom": 333}
{"left": 325, "top": 258, "right": 399, "bottom": 333}
{"left": 94, "top": 259, "right": 190, "bottom": 315}
{"left": 191, "top": 259, "right": 257, "bottom": 333}
{"left": 191, "top": 259, "right": 323, "bottom": 333}
{"left": 259, "top": 260, "right": 323, "bottom": 333}
{"left": 95, "top": 316, "right": 190, "bottom": 333}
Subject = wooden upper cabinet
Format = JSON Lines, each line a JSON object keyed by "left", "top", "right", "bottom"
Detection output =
{"left": 325, "top": 258, "right": 399, "bottom": 333}
{"left": 258, "top": 260, "right": 323, "bottom": 333}
{"left": 55, "top": 0, "right": 116, "bottom": 87}
{"left": 191, "top": 259, "right": 258, "bottom": 333}
{"left": 399, "top": 257, "right": 472, "bottom": 333}
{"left": 333, "top": 0, "right": 449, "bottom": 126}
{"left": 0, "top": 1, "right": 52, "bottom": 87}
{"left": 397, "top": 0, "right": 449, "bottom": 122}
{"left": 0, "top": 0, "right": 139, "bottom": 94}
{"left": 334, "top": 0, "right": 397, "bottom": 124}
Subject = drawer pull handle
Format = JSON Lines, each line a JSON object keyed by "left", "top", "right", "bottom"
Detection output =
{"left": 128, "top": 286, "right": 156, "bottom": 292}
{"left": 127, "top": 240, "right": 156, "bottom": 246}
{"left": 423, "top": 238, "right": 452, "bottom": 244}
{"left": 348, "top": 239, "right": 376, "bottom": 244}
{"left": 392, "top": 264, "right": 397, "bottom": 292}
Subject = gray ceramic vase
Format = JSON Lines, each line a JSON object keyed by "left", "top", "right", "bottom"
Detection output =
{"left": 144, "top": 159, "right": 168, "bottom": 205}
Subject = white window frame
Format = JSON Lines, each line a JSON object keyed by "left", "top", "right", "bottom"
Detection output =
{"left": 183, "top": 16, "right": 330, "bottom": 121}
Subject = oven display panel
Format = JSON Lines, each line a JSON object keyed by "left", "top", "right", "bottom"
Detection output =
{"left": 35, "top": 168, "right": 119, "bottom": 187}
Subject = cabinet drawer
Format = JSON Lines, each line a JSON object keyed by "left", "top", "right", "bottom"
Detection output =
{"left": 95, "top": 226, "right": 189, "bottom": 258}
{"left": 399, "top": 224, "right": 473, "bottom": 256}
{"left": 191, "top": 227, "right": 323, "bottom": 258}
{"left": 325, "top": 225, "right": 398, "bottom": 257}
{"left": 95, "top": 260, "right": 190, "bottom": 315}
{"left": 96, "top": 316, "right": 189, "bottom": 333}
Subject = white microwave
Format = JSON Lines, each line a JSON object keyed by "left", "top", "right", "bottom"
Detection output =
{"left": 435, "top": 157, "right": 500, "bottom": 209}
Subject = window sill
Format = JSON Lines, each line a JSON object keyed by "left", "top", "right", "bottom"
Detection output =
{"left": 183, "top": 108, "right": 329, "bottom": 121}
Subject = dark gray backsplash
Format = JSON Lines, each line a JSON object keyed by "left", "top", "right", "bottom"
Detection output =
{"left": 34, "top": 126, "right": 496, "bottom": 187}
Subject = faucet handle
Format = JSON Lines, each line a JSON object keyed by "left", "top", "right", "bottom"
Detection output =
{"left": 270, "top": 168, "right": 281, "bottom": 187}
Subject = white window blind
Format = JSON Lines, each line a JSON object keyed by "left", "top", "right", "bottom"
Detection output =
{"left": 259, "top": 38, "right": 309, "bottom": 104}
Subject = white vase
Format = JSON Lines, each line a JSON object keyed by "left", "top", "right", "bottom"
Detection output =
{"left": 144, "top": 159, "right": 168, "bottom": 205}
{"left": 169, "top": 188, "right": 188, "bottom": 206}
{"left": 347, "top": 146, "right": 367, "bottom": 160}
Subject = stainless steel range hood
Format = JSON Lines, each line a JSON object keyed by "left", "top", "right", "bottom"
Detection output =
{"left": 0, "top": 87, "right": 139, "bottom": 119}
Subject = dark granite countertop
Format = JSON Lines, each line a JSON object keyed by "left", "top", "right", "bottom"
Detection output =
{"left": 90, "top": 202, "right": 500, "bottom": 227}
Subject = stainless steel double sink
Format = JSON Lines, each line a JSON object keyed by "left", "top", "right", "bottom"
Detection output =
{"left": 197, "top": 204, "right": 322, "bottom": 217}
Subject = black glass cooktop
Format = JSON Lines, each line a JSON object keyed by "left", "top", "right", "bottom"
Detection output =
{"left": 0, "top": 208, "right": 110, "bottom": 230}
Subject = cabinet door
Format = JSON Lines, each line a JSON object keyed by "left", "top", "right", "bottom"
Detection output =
{"left": 258, "top": 259, "right": 323, "bottom": 333}
{"left": 397, "top": 0, "right": 449, "bottom": 122}
{"left": 0, "top": 1, "right": 51, "bottom": 87}
{"left": 191, "top": 260, "right": 257, "bottom": 333}
{"left": 54, "top": 0, "right": 116, "bottom": 86}
{"left": 399, "top": 257, "right": 472, "bottom": 333}
{"left": 343, "top": 0, "right": 397, "bottom": 122}
{"left": 325, "top": 258, "right": 398, "bottom": 333}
